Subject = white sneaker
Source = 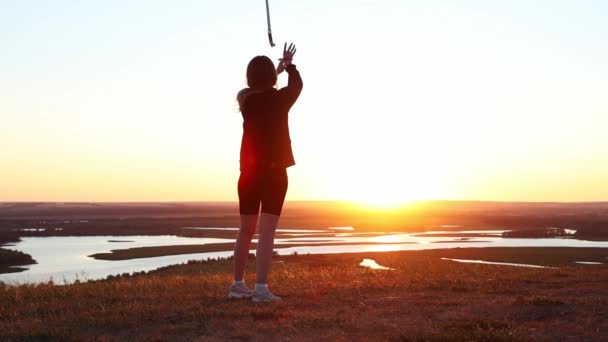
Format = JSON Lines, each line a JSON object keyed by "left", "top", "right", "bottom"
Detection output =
{"left": 252, "top": 288, "right": 282, "bottom": 302}
{"left": 228, "top": 282, "right": 253, "bottom": 299}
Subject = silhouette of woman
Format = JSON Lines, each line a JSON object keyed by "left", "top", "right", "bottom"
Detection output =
{"left": 229, "top": 43, "right": 302, "bottom": 302}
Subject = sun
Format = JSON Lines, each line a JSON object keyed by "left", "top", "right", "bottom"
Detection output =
{"left": 330, "top": 166, "right": 439, "bottom": 209}
{"left": 314, "top": 121, "right": 448, "bottom": 207}
{"left": 358, "top": 197, "right": 412, "bottom": 209}
{"left": 353, "top": 190, "right": 414, "bottom": 209}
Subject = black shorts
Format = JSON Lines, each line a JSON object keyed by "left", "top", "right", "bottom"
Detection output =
{"left": 238, "top": 167, "right": 288, "bottom": 216}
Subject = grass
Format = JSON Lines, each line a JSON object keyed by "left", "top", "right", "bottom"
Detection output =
{"left": 0, "top": 247, "right": 607, "bottom": 340}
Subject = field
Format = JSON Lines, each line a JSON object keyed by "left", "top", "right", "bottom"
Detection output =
{"left": 0, "top": 202, "right": 607, "bottom": 340}
{"left": 1, "top": 247, "right": 607, "bottom": 341}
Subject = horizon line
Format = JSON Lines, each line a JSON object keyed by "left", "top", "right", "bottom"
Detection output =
{"left": 2, "top": 199, "right": 608, "bottom": 205}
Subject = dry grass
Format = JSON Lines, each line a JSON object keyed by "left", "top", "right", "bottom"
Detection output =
{"left": 0, "top": 248, "right": 607, "bottom": 341}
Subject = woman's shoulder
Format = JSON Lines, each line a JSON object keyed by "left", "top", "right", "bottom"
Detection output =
{"left": 238, "top": 88, "right": 280, "bottom": 110}
{"left": 237, "top": 88, "right": 252, "bottom": 103}
{"left": 237, "top": 88, "right": 260, "bottom": 110}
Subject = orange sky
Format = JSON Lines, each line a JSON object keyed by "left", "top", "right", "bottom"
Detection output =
{"left": 2, "top": 1, "right": 608, "bottom": 204}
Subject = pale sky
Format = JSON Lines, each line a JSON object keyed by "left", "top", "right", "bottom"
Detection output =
{"left": 2, "top": 0, "right": 608, "bottom": 203}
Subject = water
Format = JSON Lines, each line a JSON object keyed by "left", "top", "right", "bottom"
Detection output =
{"left": 1, "top": 229, "right": 607, "bottom": 284}
{"left": 360, "top": 259, "right": 393, "bottom": 270}
{"left": 0, "top": 235, "right": 233, "bottom": 284}
{"left": 441, "top": 258, "right": 557, "bottom": 269}
{"left": 184, "top": 227, "right": 328, "bottom": 233}
{"left": 329, "top": 227, "right": 355, "bottom": 231}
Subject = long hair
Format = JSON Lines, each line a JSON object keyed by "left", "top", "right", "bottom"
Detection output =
{"left": 246, "top": 55, "right": 277, "bottom": 90}
{"left": 237, "top": 56, "right": 277, "bottom": 111}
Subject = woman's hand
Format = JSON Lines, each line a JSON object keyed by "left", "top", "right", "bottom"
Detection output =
{"left": 276, "top": 42, "right": 297, "bottom": 74}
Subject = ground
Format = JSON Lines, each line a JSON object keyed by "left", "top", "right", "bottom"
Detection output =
{"left": 0, "top": 248, "right": 35, "bottom": 273}
{"left": 1, "top": 247, "right": 606, "bottom": 341}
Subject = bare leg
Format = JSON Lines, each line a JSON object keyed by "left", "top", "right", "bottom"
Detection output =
{"left": 255, "top": 213, "right": 280, "bottom": 284}
{"left": 233, "top": 214, "right": 258, "bottom": 281}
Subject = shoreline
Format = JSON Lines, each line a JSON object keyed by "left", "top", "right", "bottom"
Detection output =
{"left": 88, "top": 241, "right": 420, "bottom": 261}
{"left": 0, "top": 245, "right": 36, "bottom": 274}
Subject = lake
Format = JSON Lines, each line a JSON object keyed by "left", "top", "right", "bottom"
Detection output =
{"left": 1, "top": 228, "right": 607, "bottom": 284}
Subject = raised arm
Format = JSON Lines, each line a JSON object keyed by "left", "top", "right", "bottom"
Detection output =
{"left": 277, "top": 43, "right": 303, "bottom": 108}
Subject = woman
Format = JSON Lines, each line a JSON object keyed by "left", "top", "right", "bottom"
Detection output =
{"left": 229, "top": 43, "right": 303, "bottom": 302}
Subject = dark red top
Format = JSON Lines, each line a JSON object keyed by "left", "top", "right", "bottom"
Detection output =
{"left": 239, "top": 64, "right": 303, "bottom": 170}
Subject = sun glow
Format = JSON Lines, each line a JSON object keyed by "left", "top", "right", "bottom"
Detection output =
{"left": 332, "top": 171, "right": 441, "bottom": 209}
{"left": 324, "top": 157, "right": 445, "bottom": 209}
{"left": 353, "top": 193, "right": 414, "bottom": 209}
{"left": 3, "top": 2, "right": 608, "bottom": 203}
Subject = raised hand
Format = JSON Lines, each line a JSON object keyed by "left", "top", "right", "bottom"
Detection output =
{"left": 281, "top": 42, "right": 296, "bottom": 64}
{"left": 276, "top": 42, "right": 297, "bottom": 74}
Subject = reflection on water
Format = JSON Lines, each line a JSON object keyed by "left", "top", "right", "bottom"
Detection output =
{"left": 15, "top": 228, "right": 64, "bottom": 232}
{"left": 414, "top": 230, "right": 508, "bottom": 236}
{"left": 329, "top": 227, "right": 355, "bottom": 231}
{"left": 0, "top": 235, "right": 232, "bottom": 285}
{"left": 360, "top": 259, "right": 393, "bottom": 270}
{"left": 441, "top": 258, "right": 557, "bottom": 269}
{"left": 184, "top": 227, "right": 328, "bottom": 233}
{"left": 1, "top": 229, "right": 607, "bottom": 284}
{"left": 369, "top": 234, "right": 409, "bottom": 244}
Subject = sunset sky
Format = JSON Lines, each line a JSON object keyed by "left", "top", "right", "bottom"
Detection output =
{"left": 2, "top": 0, "right": 608, "bottom": 203}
